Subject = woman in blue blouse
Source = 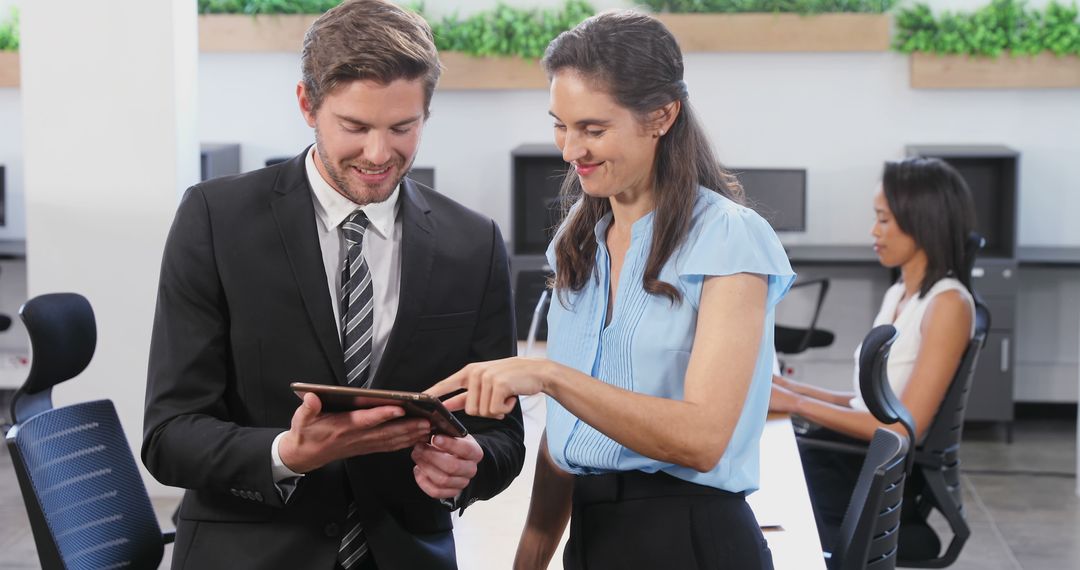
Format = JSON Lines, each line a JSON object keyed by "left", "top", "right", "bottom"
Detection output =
{"left": 427, "top": 11, "right": 794, "bottom": 570}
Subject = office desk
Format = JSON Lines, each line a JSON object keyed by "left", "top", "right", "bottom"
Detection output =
{"left": 751, "top": 414, "right": 826, "bottom": 570}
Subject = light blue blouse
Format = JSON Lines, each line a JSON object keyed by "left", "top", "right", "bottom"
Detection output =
{"left": 544, "top": 187, "right": 796, "bottom": 494}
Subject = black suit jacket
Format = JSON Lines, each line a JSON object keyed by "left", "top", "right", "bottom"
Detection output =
{"left": 142, "top": 150, "right": 525, "bottom": 570}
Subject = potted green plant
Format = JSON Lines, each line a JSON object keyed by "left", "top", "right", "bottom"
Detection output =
{"left": 642, "top": 0, "right": 895, "bottom": 52}
{"left": 895, "top": 0, "right": 1080, "bottom": 88}
{"left": 430, "top": 0, "right": 592, "bottom": 89}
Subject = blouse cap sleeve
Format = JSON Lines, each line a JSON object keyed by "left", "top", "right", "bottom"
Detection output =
{"left": 677, "top": 192, "right": 796, "bottom": 309}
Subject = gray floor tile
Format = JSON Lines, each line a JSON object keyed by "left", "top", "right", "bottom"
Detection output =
{"left": 996, "top": 520, "right": 1080, "bottom": 570}
{"left": 963, "top": 419, "right": 1077, "bottom": 476}
{"left": 967, "top": 473, "right": 1080, "bottom": 527}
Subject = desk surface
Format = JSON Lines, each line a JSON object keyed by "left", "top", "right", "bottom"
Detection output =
{"left": 785, "top": 245, "right": 879, "bottom": 265}
{"left": 751, "top": 414, "right": 826, "bottom": 569}
{"left": 784, "top": 244, "right": 1080, "bottom": 267}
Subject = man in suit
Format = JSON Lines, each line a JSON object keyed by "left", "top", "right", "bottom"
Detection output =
{"left": 141, "top": 2, "right": 525, "bottom": 568}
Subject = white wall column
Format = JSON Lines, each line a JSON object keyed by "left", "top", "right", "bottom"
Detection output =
{"left": 20, "top": 0, "right": 198, "bottom": 497}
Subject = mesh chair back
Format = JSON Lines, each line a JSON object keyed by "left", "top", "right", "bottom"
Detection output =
{"left": 7, "top": 400, "right": 166, "bottom": 570}
{"left": 831, "top": 428, "right": 909, "bottom": 570}
{"left": 917, "top": 327, "right": 985, "bottom": 472}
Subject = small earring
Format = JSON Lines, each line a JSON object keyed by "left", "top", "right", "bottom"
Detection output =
{"left": 659, "top": 129, "right": 666, "bottom": 136}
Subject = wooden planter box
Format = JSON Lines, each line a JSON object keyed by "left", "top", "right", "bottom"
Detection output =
{"left": 199, "top": 14, "right": 316, "bottom": 52}
{"left": 656, "top": 13, "right": 891, "bottom": 52}
{"left": 0, "top": 51, "right": 19, "bottom": 88}
{"left": 911, "top": 52, "right": 1080, "bottom": 89}
{"left": 438, "top": 52, "right": 546, "bottom": 90}
{"left": 199, "top": 14, "right": 547, "bottom": 90}
{"left": 196, "top": 13, "right": 892, "bottom": 90}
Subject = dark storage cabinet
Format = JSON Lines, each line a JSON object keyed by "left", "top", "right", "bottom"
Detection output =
{"left": 511, "top": 144, "right": 567, "bottom": 256}
{"left": 510, "top": 144, "right": 567, "bottom": 340}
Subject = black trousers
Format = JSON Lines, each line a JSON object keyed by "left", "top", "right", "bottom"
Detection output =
{"left": 564, "top": 470, "right": 774, "bottom": 570}
{"left": 798, "top": 427, "right": 940, "bottom": 559}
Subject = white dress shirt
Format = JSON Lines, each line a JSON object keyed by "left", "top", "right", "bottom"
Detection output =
{"left": 271, "top": 146, "right": 404, "bottom": 492}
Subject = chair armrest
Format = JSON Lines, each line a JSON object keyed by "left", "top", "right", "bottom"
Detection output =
{"left": 796, "top": 434, "right": 869, "bottom": 457}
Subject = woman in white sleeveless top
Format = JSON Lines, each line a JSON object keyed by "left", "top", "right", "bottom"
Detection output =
{"left": 768, "top": 157, "right": 977, "bottom": 556}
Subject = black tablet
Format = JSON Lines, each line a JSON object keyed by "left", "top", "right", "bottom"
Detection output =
{"left": 290, "top": 382, "right": 468, "bottom": 438}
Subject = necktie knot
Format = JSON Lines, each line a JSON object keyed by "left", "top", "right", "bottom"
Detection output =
{"left": 342, "top": 211, "right": 370, "bottom": 248}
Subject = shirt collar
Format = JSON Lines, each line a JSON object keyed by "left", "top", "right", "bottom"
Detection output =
{"left": 306, "top": 145, "right": 399, "bottom": 239}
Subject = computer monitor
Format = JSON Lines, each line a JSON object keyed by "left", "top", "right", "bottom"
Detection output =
{"left": 733, "top": 168, "right": 807, "bottom": 232}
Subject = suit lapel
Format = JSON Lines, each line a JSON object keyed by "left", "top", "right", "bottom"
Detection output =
{"left": 372, "top": 179, "right": 434, "bottom": 388}
{"left": 270, "top": 149, "right": 346, "bottom": 385}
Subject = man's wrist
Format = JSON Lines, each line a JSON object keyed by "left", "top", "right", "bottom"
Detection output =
{"left": 275, "top": 431, "right": 312, "bottom": 475}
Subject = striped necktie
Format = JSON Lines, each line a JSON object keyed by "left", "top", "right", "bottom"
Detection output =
{"left": 339, "top": 211, "right": 373, "bottom": 569}
{"left": 341, "top": 211, "right": 375, "bottom": 388}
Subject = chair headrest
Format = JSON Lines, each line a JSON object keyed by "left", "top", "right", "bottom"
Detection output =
{"left": 858, "top": 324, "right": 902, "bottom": 425}
{"left": 19, "top": 293, "right": 97, "bottom": 394}
{"left": 964, "top": 232, "right": 985, "bottom": 278}
{"left": 974, "top": 301, "right": 991, "bottom": 340}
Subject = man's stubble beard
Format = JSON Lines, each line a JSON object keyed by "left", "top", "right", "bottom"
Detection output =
{"left": 314, "top": 129, "right": 413, "bottom": 207}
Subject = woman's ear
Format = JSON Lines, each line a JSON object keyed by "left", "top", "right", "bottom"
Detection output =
{"left": 651, "top": 100, "right": 681, "bottom": 137}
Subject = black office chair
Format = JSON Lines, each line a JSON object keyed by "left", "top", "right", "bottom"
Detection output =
{"left": 808, "top": 232, "right": 990, "bottom": 567}
{"left": 828, "top": 428, "right": 909, "bottom": 570}
{"left": 896, "top": 233, "right": 990, "bottom": 568}
{"left": 799, "top": 325, "right": 915, "bottom": 469}
{"left": 896, "top": 303, "right": 986, "bottom": 568}
{"left": 775, "top": 278, "right": 836, "bottom": 369}
{"left": 817, "top": 324, "right": 910, "bottom": 570}
{"left": 5, "top": 293, "right": 174, "bottom": 570}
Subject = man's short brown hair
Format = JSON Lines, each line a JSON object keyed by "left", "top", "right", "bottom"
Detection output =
{"left": 301, "top": 0, "right": 441, "bottom": 115}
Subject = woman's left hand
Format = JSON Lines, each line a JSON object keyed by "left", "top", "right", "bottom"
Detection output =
{"left": 426, "top": 357, "right": 552, "bottom": 419}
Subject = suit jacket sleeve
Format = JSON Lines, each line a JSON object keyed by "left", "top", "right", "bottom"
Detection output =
{"left": 454, "top": 220, "right": 526, "bottom": 511}
{"left": 141, "top": 185, "right": 287, "bottom": 509}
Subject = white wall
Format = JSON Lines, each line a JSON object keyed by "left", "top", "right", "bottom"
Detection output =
{"left": 201, "top": 52, "right": 1080, "bottom": 248}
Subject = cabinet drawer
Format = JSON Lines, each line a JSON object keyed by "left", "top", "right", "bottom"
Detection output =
{"left": 980, "top": 295, "right": 1014, "bottom": 330}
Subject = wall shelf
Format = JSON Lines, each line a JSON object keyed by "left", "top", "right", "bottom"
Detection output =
{"left": 910, "top": 52, "right": 1080, "bottom": 89}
